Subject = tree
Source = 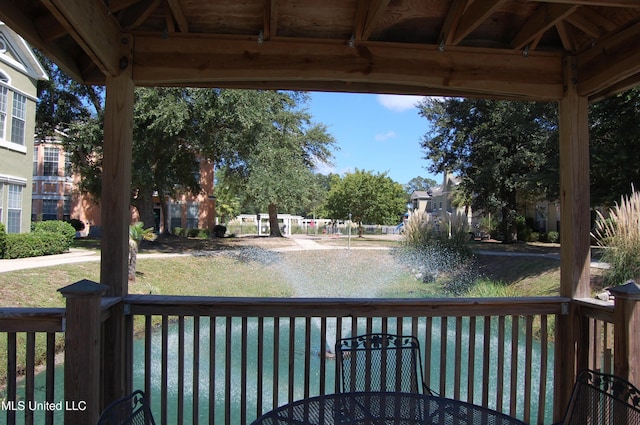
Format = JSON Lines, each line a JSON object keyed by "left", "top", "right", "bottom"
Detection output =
{"left": 405, "top": 176, "right": 437, "bottom": 194}
{"left": 418, "top": 98, "right": 558, "bottom": 243}
{"left": 34, "top": 51, "right": 103, "bottom": 137}
{"left": 64, "top": 87, "right": 205, "bottom": 230}
{"left": 215, "top": 91, "right": 335, "bottom": 237}
{"left": 325, "top": 170, "right": 407, "bottom": 236}
{"left": 589, "top": 87, "right": 640, "bottom": 206}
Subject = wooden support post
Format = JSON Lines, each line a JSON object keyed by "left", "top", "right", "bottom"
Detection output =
{"left": 554, "top": 55, "right": 591, "bottom": 422}
{"left": 100, "top": 34, "right": 135, "bottom": 408}
{"left": 610, "top": 281, "right": 640, "bottom": 386}
{"left": 59, "top": 280, "right": 108, "bottom": 425}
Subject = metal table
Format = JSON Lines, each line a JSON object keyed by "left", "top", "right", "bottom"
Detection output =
{"left": 251, "top": 392, "right": 528, "bottom": 425}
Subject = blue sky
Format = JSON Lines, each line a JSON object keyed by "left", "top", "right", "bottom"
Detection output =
{"left": 307, "top": 92, "right": 440, "bottom": 187}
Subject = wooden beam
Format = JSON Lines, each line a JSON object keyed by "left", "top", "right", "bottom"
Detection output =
{"left": 451, "top": 0, "right": 505, "bottom": 46}
{"left": 353, "top": 0, "right": 390, "bottom": 41}
{"left": 101, "top": 36, "right": 134, "bottom": 296}
{"left": 133, "top": 35, "right": 565, "bottom": 99}
{"left": 166, "top": 0, "right": 189, "bottom": 33}
{"left": 263, "top": 0, "right": 278, "bottom": 40}
{"left": 511, "top": 3, "right": 578, "bottom": 50}
{"left": 554, "top": 54, "right": 591, "bottom": 423}
{"left": 438, "top": 0, "right": 468, "bottom": 48}
{"left": 565, "top": 10, "right": 605, "bottom": 38}
{"left": 41, "top": 0, "right": 122, "bottom": 77}
{"left": 555, "top": 20, "right": 578, "bottom": 52}
{"left": 118, "top": 0, "right": 162, "bottom": 30}
{"left": 578, "top": 20, "right": 640, "bottom": 97}
{"left": 0, "top": 2, "right": 85, "bottom": 82}
{"left": 559, "top": 56, "right": 591, "bottom": 301}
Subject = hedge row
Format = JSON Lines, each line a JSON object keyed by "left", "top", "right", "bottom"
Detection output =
{"left": 0, "top": 220, "right": 76, "bottom": 259}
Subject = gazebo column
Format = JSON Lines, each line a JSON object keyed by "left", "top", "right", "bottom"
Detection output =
{"left": 554, "top": 55, "right": 591, "bottom": 422}
{"left": 100, "top": 35, "right": 135, "bottom": 409}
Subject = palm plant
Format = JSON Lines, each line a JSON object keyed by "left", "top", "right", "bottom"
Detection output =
{"left": 129, "top": 222, "right": 157, "bottom": 282}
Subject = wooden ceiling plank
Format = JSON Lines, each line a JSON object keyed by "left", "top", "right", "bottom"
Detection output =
{"left": 511, "top": 3, "right": 578, "bottom": 50}
{"left": 537, "top": 0, "right": 640, "bottom": 6}
{"left": 452, "top": 0, "right": 506, "bottom": 45}
{"left": 132, "top": 35, "right": 564, "bottom": 100}
{"left": 565, "top": 10, "right": 605, "bottom": 38}
{"left": 166, "top": 0, "right": 188, "bottom": 33}
{"left": 439, "top": 0, "right": 468, "bottom": 48}
{"left": 579, "top": 20, "right": 640, "bottom": 96}
{"left": 263, "top": 0, "right": 278, "bottom": 40}
{"left": 108, "top": 0, "right": 144, "bottom": 13}
{"left": 34, "top": 14, "right": 68, "bottom": 43}
{"left": 119, "top": 0, "right": 163, "bottom": 31}
{"left": 42, "top": 0, "right": 122, "bottom": 77}
{"left": 0, "top": 1, "right": 87, "bottom": 81}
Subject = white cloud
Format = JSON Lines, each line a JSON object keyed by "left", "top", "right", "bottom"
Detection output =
{"left": 377, "top": 94, "right": 424, "bottom": 112}
{"left": 375, "top": 130, "right": 397, "bottom": 142}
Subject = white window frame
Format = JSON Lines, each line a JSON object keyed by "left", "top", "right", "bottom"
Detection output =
{"left": 43, "top": 146, "right": 59, "bottom": 176}
{"left": 11, "top": 92, "right": 26, "bottom": 146}
{"left": 7, "top": 184, "right": 22, "bottom": 233}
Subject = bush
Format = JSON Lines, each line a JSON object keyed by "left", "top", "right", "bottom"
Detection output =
{"left": 0, "top": 223, "right": 6, "bottom": 258}
{"left": 592, "top": 188, "right": 640, "bottom": 286}
{"left": 187, "top": 228, "right": 199, "bottom": 238}
{"left": 173, "top": 227, "right": 184, "bottom": 237}
{"left": 4, "top": 231, "right": 70, "bottom": 259}
{"left": 197, "top": 229, "right": 209, "bottom": 239}
{"left": 546, "top": 231, "right": 559, "bottom": 243}
{"left": 32, "top": 220, "right": 76, "bottom": 246}
{"left": 66, "top": 218, "right": 85, "bottom": 232}
{"left": 528, "top": 231, "right": 540, "bottom": 242}
{"left": 213, "top": 225, "right": 227, "bottom": 238}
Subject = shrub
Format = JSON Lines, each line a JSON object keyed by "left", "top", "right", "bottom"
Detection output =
{"left": 592, "top": 187, "right": 640, "bottom": 286}
{"left": 173, "top": 227, "right": 184, "bottom": 237}
{"left": 0, "top": 223, "right": 6, "bottom": 258}
{"left": 66, "top": 218, "right": 85, "bottom": 232}
{"left": 213, "top": 225, "right": 227, "bottom": 238}
{"left": 4, "top": 231, "right": 69, "bottom": 259}
{"left": 187, "top": 228, "right": 199, "bottom": 238}
{"left": 546, "top": 231, "right": 559, "bottom": 243}
{"left": 32, "top": 220, "right": 76, "bottom": 246}
{"left": 197, "top": 229, "right": 210, "bottom": 239}
{"left": 528, "top": 231, "right": 540, "bottom": 242}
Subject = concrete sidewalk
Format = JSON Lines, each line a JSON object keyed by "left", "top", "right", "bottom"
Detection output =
{"left": 0, "top": 249, "right": 189, "bottom": 273}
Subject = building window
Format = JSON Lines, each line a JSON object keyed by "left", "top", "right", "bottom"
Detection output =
{"left": 11, "top": 92, "right": 26, "bottom": 146}
{"left": 186, "top": 203, "right": 199, "bottom": 228}
{"left": 63, "top": 198, "right": 71, "bottom": 221}
{"left": 33, "top": 145, "right": 39, "bottom": 175}
{"left": 0, "top": 86, "right": 7, "bottom": 140}
{"left": 170, "top": 203, "right": 182, "bottom": 229}
{"left": 42, "top": 199, "right": 58, "bottom": 221}
{"left": 7, "top": 184, "right": 22, "bottom": 233}
{"left": 43, "top": 147, "right": 59, "bottom": 176}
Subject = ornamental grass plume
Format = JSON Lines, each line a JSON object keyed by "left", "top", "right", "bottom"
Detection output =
{"left": 592, "top": 186, "right": 640, "bottom": 286}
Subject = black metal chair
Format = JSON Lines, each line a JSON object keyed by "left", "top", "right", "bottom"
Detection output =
{"left": 97, "top": 390, "right": 156, "bottom": 425}
{"left": 557, "top": 369, "right": 640, "bottom": 425}
{"left": 335, "top": 333, "right": 436, "bottom": 395}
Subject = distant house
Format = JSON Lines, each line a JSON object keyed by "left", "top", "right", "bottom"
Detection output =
{"left": 409, "top": 173, "right": 471, "bottom": 231}
{"left": 0, "top": 22, "right": 47, "bottom": 233}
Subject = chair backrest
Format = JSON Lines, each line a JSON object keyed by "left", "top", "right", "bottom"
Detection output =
{"left": 97, "top": 390, "right": 156, "bottom": 425}
{"left": 335, "top": 333, "right": 434, "bottom": 395}
{"left": 561, "top": 369, "right": 640, "bottom": 425}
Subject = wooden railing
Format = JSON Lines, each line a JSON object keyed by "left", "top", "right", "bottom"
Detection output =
{"left": 124, "top": 295, "right": 568, "bottom": 425}
{"left": 0, "top": 294, "right": 630, "bottom": 425}
{"left": 0, "top": 308, "right": 65, "bottom": 425}
{"left": 573, "top": 298, "right": 615, "bottom": 373}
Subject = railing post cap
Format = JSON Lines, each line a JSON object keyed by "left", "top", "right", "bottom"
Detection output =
{"left": 58, "top": 279, "right": 109, "bottom": 298}
{"left": 609, "top": 280, "right": 640, "bottom": 299}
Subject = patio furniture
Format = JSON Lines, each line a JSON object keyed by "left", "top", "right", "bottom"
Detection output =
{"left": 250, "top": 391, "right": 527, "bottom": 425}
{"left": 557, "top": 369, "right": 640, "bottom": 425}
{"left": 96, "top": 390, "right": 156, "bottom": 425}
{"left": 335, "top": 333, "right": 437, "bottom": 395}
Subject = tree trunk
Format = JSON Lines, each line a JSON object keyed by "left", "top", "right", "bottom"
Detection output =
{"left": 268, "top": 203, "right": 283, "bottom": 237}
{"left": 158, "top": 194, "right": 170, "bottom": 235}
